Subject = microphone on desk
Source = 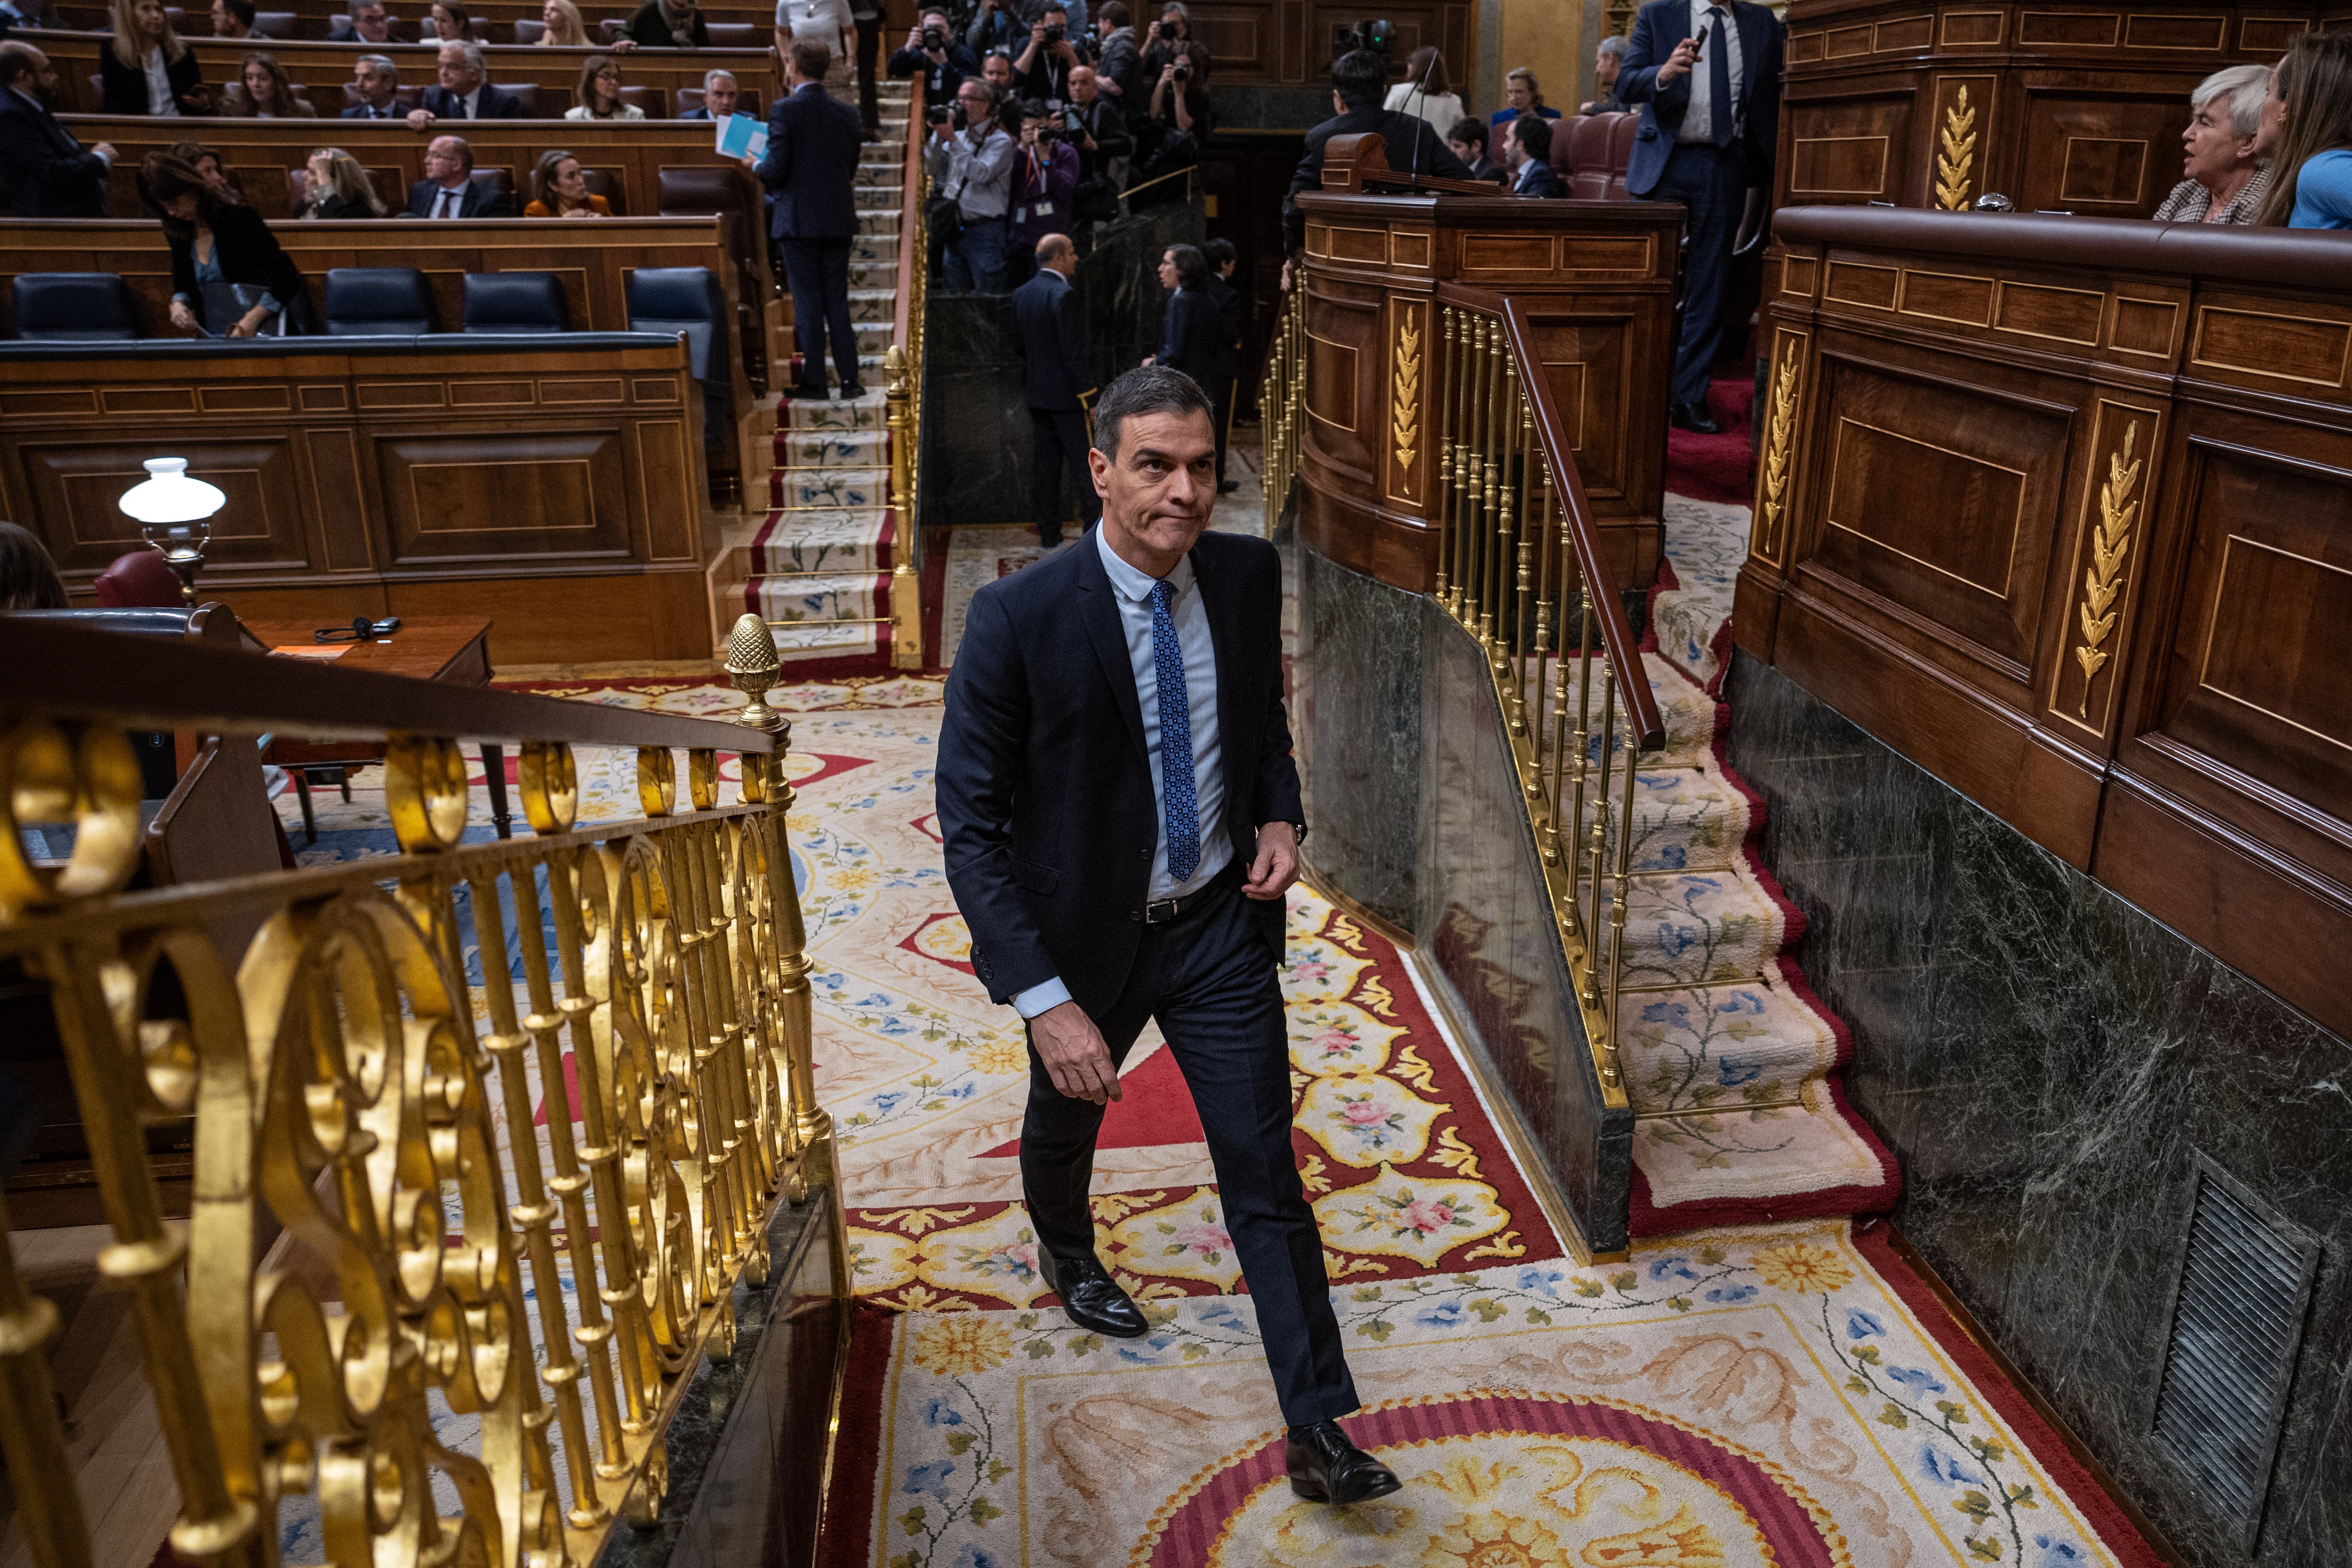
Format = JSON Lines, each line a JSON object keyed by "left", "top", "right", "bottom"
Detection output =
{"left": 1405, "top": 47, "right": 1436, "bottom": 192}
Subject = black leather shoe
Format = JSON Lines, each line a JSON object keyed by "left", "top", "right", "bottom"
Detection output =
{"left": 1286, "top": 1420, "right": 1402, "bottom": 1504}
{"left": 1669, "top": 400, "right": 1722, "bottom": 435}
{"left": 838, "top": 383, "right": 867, "bottom": 399}
{"left": 1039, "top": 1251, "right": 1149, "bottom": 1338}
{"left": 1218, "top": 478, "right": 1240, "bottom": 493}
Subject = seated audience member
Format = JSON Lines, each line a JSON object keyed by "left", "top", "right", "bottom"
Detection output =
{"left": 1448, "top": 116, "right": 1505, "bottom": 183}
{"left": 410, "top": 41, "right": 524, "bottom": 122}
{"left": 890, "top": 10, "right": 975, "bottom": 101}
{"left": 1488, "top": 66, "right": 1559, "bottom": 128}
{"left": 210, "top": 0, "right": 254, "bottom": 36}
{"left": 629, "top": 0, "right": 708, "bottom": 48}
{"left": 2151, "top": 64, "right": 2270, "bottom": 223}
{"left": 343, "top": 53, "right": 401, "bottom": 116}
{"left": 147, "top": 150, "right": 304, "bottom": 335}
{"left": 103, "top": 0, "right": 209, "bottom": 116}
{"left": 525, "top": 146, "right": 607, "bottom": 214}
{"left": 1143, "top": 241, "right": 1221, "bottom": 393}
{"left": 0, "top": 41, "right": 117, "bottom": 215}
{"left": 1580, "top": 36, "right": 1627, "bottom": 115}
{"left": 1004, "top": 96, "right": 1075, "bottom": 285}
{"left": 221, "top": 51, "right": 316, "bottom": 116}
{"left": 0, "top": 0, "right": 51, "bottom": 33}
{"left": 301, "top": 145, "right": 386, "bottom": 215}
{"left": 1090, "top": 0, "right": 1134, "bottom": 100}
{"left": 1384, "top": 47, "right": 1463, "bottom": 137}
{"left": 1506, "top": 112, "right": 1560, "bottom": 196}
{"left": 0, "top": 523, "right": 66, "bottom": 612}
{"left": 1013, "top": 2, "right": 1086, "bottom": 105}
{"left": 679, "top": 65, "right": 737, "bottom": 117}
{"left": 2256, "top": 32, "right": 2352, "bottom": 228}
{"left": 328, "top": 0, "right": 393, "bottom": 42}
{"left": 774, "top": 0, "right": 851, "bottom": 68}
{"left": 166, "top": 138, "right": 238, "bottom": 198}
{"left": 407, "top": 132, "right": 509, "bottom": 214}
{"left": 428, "top": 0, "right": 479, "bottom": 40}
{"left": 926, "top": 75, "right": 1015, "bottom": 289}
{"left": 565, "top": 52, "right": 643, "bottom": 119}
{"left": 537, "top": 0, "right": 591, "bottom": 44}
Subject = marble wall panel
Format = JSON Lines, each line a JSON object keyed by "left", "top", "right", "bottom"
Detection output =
{"left": 1724, "top": 649, "right": 2352, "bottom": 1568}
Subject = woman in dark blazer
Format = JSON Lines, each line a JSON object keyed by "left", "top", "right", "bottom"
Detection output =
{"left": 100, "top": 0, "right": 209, "bottom": 114}
{"left": 146, "top": 152, "right": 304, "bottom": 335}
{"left": 1145, "top": 241, "right": 1224, "bottom": 394}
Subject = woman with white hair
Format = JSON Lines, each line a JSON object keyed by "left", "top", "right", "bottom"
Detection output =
{"left": 2151, "top": 63, "right": 2270, "bottom": 223}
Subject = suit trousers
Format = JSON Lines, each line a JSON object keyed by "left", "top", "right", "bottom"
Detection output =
{"left": 854, "top": 11, "right": 882, "bottom": 131}
{"left": 1027, "top": 406, "right": 1098, "bottom": 542}
{"left": 1644, "top": 141, "right": 1748, "bottom": 407}
{"left": 780, "top": 236, "right": 859, "bottom": 392}
{"left": 1018, "top": 871, "right": 1359, "bottom": 1429}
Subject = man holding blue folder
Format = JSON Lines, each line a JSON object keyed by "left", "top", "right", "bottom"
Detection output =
{"left": 760, "top": 36, "right": 866, "bottom": 399}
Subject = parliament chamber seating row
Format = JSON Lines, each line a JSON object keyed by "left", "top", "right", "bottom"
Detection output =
{"left": 49, "top": 0, "right": 781, "bottom": 36}
{"left": 91, "top": 7, "right": 770, "bottom": 44}
{"left": 31, "top": 33, "right": 779, "bottom": 119}
{"left": 1553, "top": 111, "right": 1637, "bottom": 201}
{"left": 79, "top": 71, "right": 762, "bottom": 119}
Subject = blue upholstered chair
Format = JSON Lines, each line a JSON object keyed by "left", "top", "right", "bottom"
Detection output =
{"left": 12, "top": 274, "right": 139, "bottom": 341}
{"left": 322, "top": 268, "right": 437, "bottom": 335}
{"left": 628, "top": 266, "right": 731, "bottom": 452}
{"left": 460, "top": 273, "right": 572, "bottom": 334}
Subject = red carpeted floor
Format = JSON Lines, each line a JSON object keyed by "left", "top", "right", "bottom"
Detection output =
{"left": 1665, "top": 368, "right": 1759, "bottom": 504}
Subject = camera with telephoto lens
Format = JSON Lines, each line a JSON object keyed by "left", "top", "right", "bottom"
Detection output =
{"left": 921, "top": 23, "right": 944, "bottom": 46}
{"left": 1043, "top": 21, "right": 1063, "bottom": 40}
{"left": 1343, "top": 17, "right": 1396, "bottom": 53}
{"left": 1154, "top": 18, "right": 1176, "bottom": 39}
{"left": 926, "top": 102, "right": 953, "bottom": 125}
{"left": 1172, "top": 57, "right": 1191, "bottom": 80}
{"left": 1063, "top": 104, "right": 1084, "bottom": 133}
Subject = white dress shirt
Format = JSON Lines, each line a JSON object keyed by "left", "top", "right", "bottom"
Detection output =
{"left": 1010, "top": 525, "right": 1230, "bottom": 1019}
{"left": 1677, "top": 0, "right": 1745, "bottom": 145}
{"left": 143, "top": 48, "right": 179, "bottom": 116}
{"left": 447, "top": 84, "right": 483, "bottom": 118}
{"left": 427, "top": 180, "right": 467, "bottom": 216}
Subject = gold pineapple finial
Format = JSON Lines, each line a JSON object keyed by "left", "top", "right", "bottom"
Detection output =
{"left": 726, "top": 612, "right": 783, "bottom": 733}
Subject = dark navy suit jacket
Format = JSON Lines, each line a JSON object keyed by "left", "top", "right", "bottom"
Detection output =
{"left": 1615, "top": 0, "right": 1782, "bottom": 197}
{"left": 758, "top": 80, "right": 862, "bottom": 239}
{"left": 937, "top": 526, "right": 1301, "bottom": 1014}
{"left": 1011, "top": 268, "right": 1091, "bottom": 411}
{"left": 0, "top": 86, "right": 109, "bottom": 216}
{"left": 418, "top": 82, "right": 527, "bottom": 120}
{"left": 1156, "top": 285, "right": 1224, "bottom": 393}
{"left": 1514, "top": 158, "right": 1564, "bottom": 198}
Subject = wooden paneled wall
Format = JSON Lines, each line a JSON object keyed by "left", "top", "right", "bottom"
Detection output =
{"left": 1293, "top": 190, "right": 1683, "bottom": 591}
{"left": 1157, "top": 1, "right": 1473, "bottom": 87}
{"left": 32, "top": 32, "right": 779, "bottom": 117}
{"left": 1772, "top": 0, "right": 2337, "bottom": 216}
{"left": 0, "top": 337, "right": 714, "bottom": 661}
{"left": 48, "top": 0, "right": 783, "bottom": 38}
{"left": 1740, "top": 206, "right": 2352, "bottom": 1039}
{"left": 0, "top": 215, "right": 761, "bottom": 493}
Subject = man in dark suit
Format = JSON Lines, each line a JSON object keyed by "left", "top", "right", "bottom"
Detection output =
{"left": 677, "top": 67, "right": 737, "bottom": 119}
{"left": 1011, "top": 233, "right": 1097, "bottom": 546}
{"left": 1506, "top": 113, "right": 1564, "bottom": 197}
{"left": 342, "top": 54, "right": 403, "bottom": 118}
{"left": 1619, "top": 0, "right": 1782, "bottom": 431}
{"left": 937, "top": 364, "right": 1403, "bottom": 1509}
{"left": 0, "top": 42, "right": 113, "bottom": 216}
{"left": 760, "top": 37, "right": 865, "bottom": 398}
{"left": 1282, "top": 48, "right": 1471, "bottom": 255}
{"left": 1145, "top": 242, "right": 1223, "bottom": 398}
{"left": 407, "top": 42, "right": 525, "bottom": 126}
{"left": 327, "top": 0, "right": 394, "bottom": 41}
{"left": 1201, "top": 235, "right": 1241, "bottom": 493}
{"left": 405, "top": 134, "right": 510, "bottom": 216}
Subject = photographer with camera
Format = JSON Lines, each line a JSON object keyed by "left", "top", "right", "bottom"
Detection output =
{"left": 1145, "top": 36, "right": 1208, "bottom": 140}
{"left": 966, "top": 0, "right": 1089, "bottom": 61}
{"left": 1282, "top": 47, "right": 1472, "bottom": 257}
{"left": 925, "top": 73, "right": 1017, "bottom": 289}
{"left": 889, "top": 6, "right": 976, "bottom": 103}
{"left": 1064, "top": 62, "right": 1130, "bottom": 184}
{"left": 1004, "top": 96, "right": 1077, "bottom": 285}
{"left": 1090, "top": 0, "right": 1137, "bottom": 100}
{"left": 979, "top": 48, "right": 1025, "bottom": 135}
{"left": 1013, "top": 0, "right": 1087, "bottom": 104}
{"left": 1137, "top": 1, "right": 1188, "bottom": 82}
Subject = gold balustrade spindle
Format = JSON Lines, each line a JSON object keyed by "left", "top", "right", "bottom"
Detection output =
{"left": 465, "top": 862, "right": 606, "bottom": 1525}
{"left": 1481, "top": 318, "right": 1504, "bottom": 648}
{"left": 1505, "top": 359, "right": 1529, "bottom": 699}
{"left": 1434, "top": 306, "right": 1455, "bottom": 606}
{"left": 1529, "top": 440, "right": 1554, "bottom": 807}
{"left": 1546, "top": 492, "right": 1576, "bottom": 868}
{"left": 1566, "top": 585, "right": 1597, "bottom": 939}
{"left": 1605, "top": 694, "right": 1640, "bottom": 1084}
{"left": 659, "top": 824, "right": 742, "bottom": 1300}
{"left": 689, "top": 819, "right": 764, "bottom": 1274}
{"left": 1583, "top": 664, "right": 1617, "bottom": 1012}
{"left": 1467, "top": 316, "right": 1490, "bottom": 638}
{"left": 1451, "top": 315, "right": 1473, "bottom": 625}
{"left": 0, "top": 1189, "right": 91, "bottom": 1568}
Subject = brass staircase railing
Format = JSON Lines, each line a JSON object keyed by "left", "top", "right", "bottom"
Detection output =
{"left": 1261, "top": 285, "right": 1666, "bottom": 1105}
{"left": 886, "top": 76, "right": 930, "bottom": 671}
{"left": 0, "top": 612, "right": 843, "bottom": 1568}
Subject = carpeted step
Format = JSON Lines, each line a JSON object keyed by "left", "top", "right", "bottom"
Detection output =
{"left": 771, "top": 464, "right": 889, "bottom": 509}
{"left": 728, "top": 506, "right": 894, "bottom": 577}
{"left": 775, "top": 426, "right": 889, "bottom": 470}
{"left": 856, "top": 207, "right": 902, "bottom": 234}
{"left": 850, "top": 260, "right": 901, "bottom": 293}
{"left": 1618, "top": 967, "right": 1839, "bottom": 1121}
{"left": 1600, "top": 861, "right": 1788, "bottom": 989}
{"left": 851, "top": 232, "right": 900, "bottom": 263}
{"left": 780, "top": 390, "right": 889, "bottom": 431}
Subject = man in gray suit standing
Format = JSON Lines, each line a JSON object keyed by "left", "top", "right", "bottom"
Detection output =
{"left": 1011, "top": 231, "right": 1097, "bottom": 545}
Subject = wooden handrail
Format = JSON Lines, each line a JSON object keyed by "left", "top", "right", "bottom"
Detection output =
{"left": 0, "top": 614, "right": 772, "bottom": 751}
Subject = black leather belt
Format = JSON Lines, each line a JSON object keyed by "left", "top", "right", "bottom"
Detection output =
{"left": 1139, "top": 863, "right": 1237, "bottom": 924}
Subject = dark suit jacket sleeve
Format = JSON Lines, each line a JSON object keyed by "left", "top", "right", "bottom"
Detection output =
{"left": 0, "top": 107, "right": 105, "bottom": 210}
{"left": 1155, "top": 287, "right": 1186, "bottom": 368}
{"left": 1248, "top": 547, "right": 1304, "bottom": 827}
{"left": 1743, "top": 10, "right": 1783, "bottom": 179}
{"left": 936, "top": 589, "right": 1059, "bottom": 1003}
{"left": 219, "top": 203, "right": 304, "bottom": 305}
{"left": 473, "top": 183, "right": 514, "bottom": 216}
{"left": 756, "top": 96, "right": 792, "bottom": 188}
{"left": 1054, "top": 281, "right": 1090, "bottom": 398}
{"left": 1617, "top": 0, "right": 1687, "bottom": 121}
{"left": 167, "top": 229, "right": 197, "bottom": 304}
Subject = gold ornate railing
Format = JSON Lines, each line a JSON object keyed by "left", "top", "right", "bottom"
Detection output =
{"left": 0, "top": 612, "right": 843, "bottom": 1568}
{"left": 1261, "top": 283, "right": 1665, "bottom": 1106}
{"left": 886, "top": 76, "right": 930, "bottom": 671}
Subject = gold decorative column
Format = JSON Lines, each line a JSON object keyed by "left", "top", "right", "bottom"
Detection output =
{"left": 884, "top": 345, "right": 922, "bottom": 671}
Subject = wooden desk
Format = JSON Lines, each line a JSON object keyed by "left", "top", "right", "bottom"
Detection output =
{"left": 248, "top": 614, "right": 514, "bottom": 837}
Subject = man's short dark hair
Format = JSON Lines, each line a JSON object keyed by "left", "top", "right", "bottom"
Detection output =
{"left": 1018, "top": 95, "right": 1047, "bottom": 119}
{"left": 0, "top": 41, "right": 41, "bottom": 88}
{"left": 1513, "top": 113, "right": 1552, "bottom": 163}
{"left": 790, "top": 37, "right": 831, "bottom": 80}
{"left": 1447, "top": 115, "right": 1485, "bottom": 154}
{"left": 1331, "top": 48, "right": 1386, "bottom": 111}
{"left": 1098, "top": 0, "right": 1128, "bottom": 24}
{"left": 221, "top": 0, "right": 256, "bottom": 23}
{"left": 1202, "top": 236, "right": 1235, "bottom": 268}
{"left": 1093, "top": 365, "right": 1213, "bottom": 459}
{"left": 1164, "top": 242, "right": 1208, "bottom": 289}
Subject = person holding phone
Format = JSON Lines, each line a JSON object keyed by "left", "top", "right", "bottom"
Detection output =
{"left": 1617, "top": 0, "right": 1784, "bottom": 432}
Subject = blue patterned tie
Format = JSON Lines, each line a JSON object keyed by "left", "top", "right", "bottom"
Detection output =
{"left": 1151, "top": 580, "right": 1200, "bottom": 884}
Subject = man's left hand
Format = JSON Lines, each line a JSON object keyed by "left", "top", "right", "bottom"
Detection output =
{"left": 1242, "top": 821, "right": 1300, "bottom": 901}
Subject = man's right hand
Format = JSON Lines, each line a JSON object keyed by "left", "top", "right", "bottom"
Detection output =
{"left": 1031, "top": 1000, "right": 1121, "bottom": 1104}
{"left": 406, "top": 106, "right": 436, "bottom": 127}
{"left": 93, "top": 141, "right": 119, "bottom": 161}
{"left": 1657, "top": 35, "right": 1700, "bottom": 85}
